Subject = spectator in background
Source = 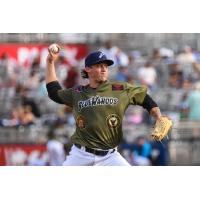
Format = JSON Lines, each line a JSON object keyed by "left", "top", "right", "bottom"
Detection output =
{"left": 63, "top": 66, "right": 79, "bottom": 88}
{"left": 168, "top": 71, "right": 184, "bottom": 89}
{"left": 176, "top": 46, "right": 196, "bottom": 80}
{"left": 24, "top": 70, "right": 40, "bottom": 92}
{"left": 178, "top": 92, "right": 189, "bottom": 120}
{"left": 187, "top": 82, "right": 200, "bottom": 120}
{"left": 118, "top": 138, "right": 133, "bottom": 165}
{"left": 0, "top": 105, "right": 35, "bottom": 127}
{"left": 131, "top": 136, "right": 152, "bottom": 166}
{"left": 127, "top": 53, "right": 143, "bottom": 83}
{"left": 0, "top": 53, "right": 9, "bottom": 85}
{"left": 192, "top": 48, "right": 200, "bottom": 63}
{"left": 150, "top": 140, "right": 169, "bottom": 166}
{"left": 0, "top": 52, "right": 17, "bottom": 87}
{"left": 55, "top": 53, "right": 69, "bottom": 83}
{"left": 0, "top": 107, "right": 20, "bottom": 127}
{"left": 46, "top": 130, "right": 65, "bottom": 166}
{"left": 18, "top": 105, "right": 35, "bottom": 126}
{"left": 30, "top": 56, "right": 40, "bottom": 74}
{"left": 115, "top": 47, "right": 129, "bottom": 67}
{"left": 182, "top": 78, "right": 192, "bottom": 91}
{"left": 19, "top": 87, "right": 41, "bottom": 118}
{"left": 193, "top": 62, "right": 200, "bottom": 78}
{"left": 151, "top": 48, "right": 171, "bottom": 88}
{"left": 115, "top": 66, "right": 129, "bottom": 82}
{"left": 127, "top": 75, "right": 136, "bottom": 85}
{"left": 137, "top": 61, "right": 157, "bottom": 91}
{"left": 37, "top": 76, "right": 48, "bottom": 97}
{"left": 177, "top": 46, "right": 196, "bottom": 64}
{"left": 129, "top": 50, "right": 144, "bottom": 68}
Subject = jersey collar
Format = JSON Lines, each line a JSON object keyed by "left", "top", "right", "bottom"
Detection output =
{"left": 85, "top": 81, "right": 110, "bottom": 92}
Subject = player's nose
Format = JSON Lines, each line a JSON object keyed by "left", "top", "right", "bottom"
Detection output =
{"left": 101, "top": 64, "right": 108, "bottom": 71}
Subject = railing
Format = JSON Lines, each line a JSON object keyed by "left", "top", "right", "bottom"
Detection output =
{"left": 0, "top": 120, "right": 200, "bottom": 165}
{"left": 0, "top": 125, "right": 48, "bottom": 144}
{"left": 169, "top": 121, "right": 200, "bottom": 165}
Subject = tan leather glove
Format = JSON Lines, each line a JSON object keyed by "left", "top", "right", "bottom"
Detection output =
{"left": 151, "top": 116, "right": 173, "bottom": 141}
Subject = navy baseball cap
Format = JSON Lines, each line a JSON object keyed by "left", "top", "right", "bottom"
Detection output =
{"left": 85, "top": 51, "right": 114, "bottom": 68}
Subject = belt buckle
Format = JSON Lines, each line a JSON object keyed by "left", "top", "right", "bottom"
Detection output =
{"left": 102, "top": 149, "right": 109, "bottom": 156}
{"left": 96, "top": 148, "right": 114, "bottom": 156}
{"left": 77, "top": 144, "right": 115, "bottom": 156}
{"left": 92, "top": 148, "right": 106, "bottom": 156}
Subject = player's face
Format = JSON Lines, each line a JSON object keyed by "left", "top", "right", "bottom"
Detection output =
{"left": 87, "top": 63, "right": 109, "bottom": 82}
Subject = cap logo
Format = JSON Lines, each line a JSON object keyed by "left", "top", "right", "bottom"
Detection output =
{"left": 99, "top": 52, "right": 104, "bottom": 58}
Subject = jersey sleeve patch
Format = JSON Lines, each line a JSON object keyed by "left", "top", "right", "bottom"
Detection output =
{"left": 112, "top": 84, "right": 124, "bottom": 91}
{"left": 73, "top": 85, "right": 84, "bottom": 93}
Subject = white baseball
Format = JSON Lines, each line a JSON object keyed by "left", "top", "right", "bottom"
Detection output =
{"left": 49, "top": 43, "right": 59, "bottom": 54}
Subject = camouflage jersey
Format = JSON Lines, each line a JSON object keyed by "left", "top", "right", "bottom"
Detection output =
{"left": 58, "top": 81, "right": 147, "bottom": 150}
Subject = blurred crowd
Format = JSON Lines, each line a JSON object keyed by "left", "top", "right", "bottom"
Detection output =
{"left": 99, "top": 41, "right": 200, "bottom": 122}
{"left": 1, "top": 40, "right": 200, "bottom": 165}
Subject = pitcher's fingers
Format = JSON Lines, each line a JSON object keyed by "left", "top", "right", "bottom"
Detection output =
{"left": 55, "top": 44, "right": 61, "bottom": 51}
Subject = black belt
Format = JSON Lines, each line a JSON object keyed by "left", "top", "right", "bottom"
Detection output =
{"left": 74, "top": 143, "right": 115, "bottom": 156}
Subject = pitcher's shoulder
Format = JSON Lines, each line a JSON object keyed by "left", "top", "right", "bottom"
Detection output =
{"left": 109, "top": 81, "right": 147, "bottom": 90}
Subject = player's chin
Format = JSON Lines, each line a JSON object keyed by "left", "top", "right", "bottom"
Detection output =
{"left": 99, "top": 77, "right": 107, "bottom": 82}
{"left": 100, "top": 75, "right": 108, "bottom": 80}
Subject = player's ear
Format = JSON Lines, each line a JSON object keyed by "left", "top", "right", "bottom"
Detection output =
{"left": 85, "top": 67, "right": 91, "bottom": 73}
{"left": 81, "top": 69, "right": 89, "bottom": 79}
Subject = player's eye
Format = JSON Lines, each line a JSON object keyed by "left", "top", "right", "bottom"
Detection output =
{"left": 100, "top": 64, "right": 108, "bottom": 69}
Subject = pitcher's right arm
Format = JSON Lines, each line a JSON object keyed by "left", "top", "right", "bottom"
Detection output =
{"left": 45, "top": 45, "right": 64, "bottom": 104}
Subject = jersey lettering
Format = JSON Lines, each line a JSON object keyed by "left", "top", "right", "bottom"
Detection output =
{"left": 78, "top": 95, "right": 118, "bottom": 111}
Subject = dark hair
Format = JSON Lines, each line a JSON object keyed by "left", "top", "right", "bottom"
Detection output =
{"left": 81, "top": 69, "right": 89, "bottom": 79}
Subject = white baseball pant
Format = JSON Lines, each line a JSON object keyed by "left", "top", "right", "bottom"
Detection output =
{"left": 62, "top": 145, "right": 131, "bottom": 166}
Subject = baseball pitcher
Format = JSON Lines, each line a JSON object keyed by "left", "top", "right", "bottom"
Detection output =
{"left": 46, "top": 44, "right": 172, "bottom": 166}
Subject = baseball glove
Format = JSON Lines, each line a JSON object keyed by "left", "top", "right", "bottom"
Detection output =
{"left": 151, "top": 116, "right": 173, "bottom": 141}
